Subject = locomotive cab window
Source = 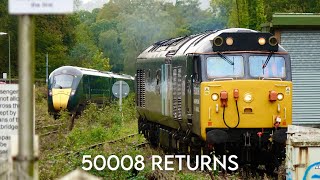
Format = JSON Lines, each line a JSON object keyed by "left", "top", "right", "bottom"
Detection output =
{"left": 206, "top": 55, "right": 244, "bottom": 78}
{"left": 52, "top": 74, "right": 74, "bottom": 88}
{"left": 249, "top": 56, "right": 286, "bottom": 78}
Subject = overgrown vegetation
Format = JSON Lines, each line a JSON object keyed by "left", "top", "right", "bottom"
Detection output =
{"left": 36, "top": 87, "right": 218, "bottom": 179}
{"left": 36, "top": 86, "right": 282, "bottom": 179}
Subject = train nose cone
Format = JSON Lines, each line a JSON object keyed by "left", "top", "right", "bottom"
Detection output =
{"left": 52, "top": 89, "right": 72, "bottom": 111}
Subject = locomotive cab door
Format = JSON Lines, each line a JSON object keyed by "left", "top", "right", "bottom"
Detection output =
{"left": 186, "top": 55, "right": 193, "bottom": 124}
{"left": 186, "top": 55, "right": 202, "bottom": 136}
{"left": 186, "top": 55, "right": 201, "bottom": 124}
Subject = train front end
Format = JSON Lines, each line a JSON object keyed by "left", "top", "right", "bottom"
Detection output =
{"left": 48, "top": 66, "right": 82, "bottom": 117}
{"left": 200, "top": 32, "right": 292, "bottom": 169}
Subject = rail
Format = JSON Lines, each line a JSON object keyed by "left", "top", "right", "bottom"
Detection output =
{"left": 47, "top": 133, "right": 146, "bottom": 158}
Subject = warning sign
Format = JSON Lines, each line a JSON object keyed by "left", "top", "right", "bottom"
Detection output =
{"left": 0, "top": 84, "right": 19, "bottom": 159}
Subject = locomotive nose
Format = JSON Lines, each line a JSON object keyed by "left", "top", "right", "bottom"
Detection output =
{"left": 52, "top": 88, "right": 72, "bottom": 111}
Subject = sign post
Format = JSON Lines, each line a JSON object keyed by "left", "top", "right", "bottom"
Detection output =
{"left": 112, "top": 81, "right": 130, "bottom": 111}
{"left": 16, "top": 15, "right": 35, "bottom": 178}
{"left": 8, "top": 0, "right": 74, "bottom": 178}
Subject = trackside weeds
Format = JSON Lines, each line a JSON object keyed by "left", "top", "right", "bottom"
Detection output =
{"left": 35, "top": 86, "right": 279, "bottom": 180}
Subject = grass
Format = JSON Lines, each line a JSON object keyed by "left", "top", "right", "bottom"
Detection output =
{"left": 35, "top": 86, "right": 281, "bottom": 180}
{"left": 35, "top": 87, "right": 217, "bottom": 179}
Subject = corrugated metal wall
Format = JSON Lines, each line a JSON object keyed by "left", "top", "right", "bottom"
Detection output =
{"left": 281, "top": 31, "right": 320, "bottom": 125}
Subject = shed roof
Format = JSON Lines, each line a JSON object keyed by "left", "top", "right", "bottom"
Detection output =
{"left": 272, "top": 13, "right": 320, "bottom": 27}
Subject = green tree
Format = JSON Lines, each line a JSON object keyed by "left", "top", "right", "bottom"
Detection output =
{"left": 84, "top": 51, "right": 111, "bottom": 71}
{"left": 98, "top": 30, "right": 124, "bottom": 72}
{"left": 0, "top": 1, "right": 18, "bottom": 78}
{"left": 35, "top": 15, "right": 78, "bottom": 78}
{"left": 116, "top": 0, "right": 177, "bottom": 74}
{"left": 212, "top": 0, "right": 320, "bottom": 30}
{"left": 227, "top": 0, "right": 249, "bottom": 28}
{"left": 264, "top": 0, "right": 320, "bottom": 21}
{"left": 71, "top": 0, "right": 226, "bottom": 75}
{"left": 69, "top": 23, "right": 98, "bottom": 67}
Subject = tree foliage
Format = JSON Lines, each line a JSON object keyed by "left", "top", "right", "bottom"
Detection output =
{"left": 90, "top": 0, "right": 225, "bottom": 74}
{"left": 0, "top": 0, "right": 226, "bottom": 78}
{"left": 0, "top": 1, "right": 18, "bottom": 78}
{"left": 211, "top": 0, "right": 320, "bottom": 30}
{"left": 1, "top": 0, "right": 320, "bottom": 79}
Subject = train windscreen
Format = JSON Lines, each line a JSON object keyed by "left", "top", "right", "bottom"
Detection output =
{"left": 207, "top": 55, "right": 244, "bottom": 78}
{"left": 52, "top": 74, "right": 74, "bottom": 88}
{"left": 249, "top": 56, "right": 285, "bottom": 78}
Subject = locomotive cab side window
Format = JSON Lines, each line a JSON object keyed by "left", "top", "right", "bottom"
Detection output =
{"left": 249, "top": 56, "right": 286, "bottom": 78}
{"left": 206, "top": 55, "right": 244, "bottom": 79}
{"left": 193, "top": 57, "right": 201, "bottom": 82}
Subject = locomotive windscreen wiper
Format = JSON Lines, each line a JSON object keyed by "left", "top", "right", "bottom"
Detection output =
{"left": 262, "top": 52, "right": 274, "bottom": 70}
{"left": 217, "top": 52, "right": 234, "bottom": 65}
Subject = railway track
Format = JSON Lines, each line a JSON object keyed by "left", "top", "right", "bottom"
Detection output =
{"left": 60, "top": 133, "right": 146, "bottom": 156}
{"left": 36, "top": 123, "right": 65, "bottom": 130}
{"left": 38, "top": 123, "right": 66, "bottom": 137}
{"left": 40, "top": 130, "right": 59, "bottom": 137}
{"left": 74, "top": 133, "right": 139, "bottom": 151}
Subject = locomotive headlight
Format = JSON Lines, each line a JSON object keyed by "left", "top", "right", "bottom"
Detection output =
{"left": 226, "top": 37, "right": 233, "bottom": 46}
{"left": 71, "top": 90, "right": 76, "bottom": 96}
{"left": 277, "top": 93, "right": 284, "bottom": 101}
{"left": 49, "top": 90, "right": 52, "bottom": 96}
{"left": 212, "top": 93, "right": 219, "bottom": 101}
{"left": 244, "top": 93, "right": 253, "bottom": 103}
{"left": 258, "top": 37, "right": 266, "bottom": 45}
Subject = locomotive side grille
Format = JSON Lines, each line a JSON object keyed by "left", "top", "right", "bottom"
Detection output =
{"left": 173, "top": 69, "right": 177, "bottom": 119}
{"left": 173, "top": 67, "right": 182, "bottom": 121}
{"left": 136, "top": 69, "right": 140, "bottom": 106}
{"left": 136, "top": 69, "right": 146, "bottom": 107}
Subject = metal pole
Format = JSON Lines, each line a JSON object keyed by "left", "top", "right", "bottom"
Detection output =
{"left": 8, "top": 34, "right": 11, "bottom": 84}
{"left": 46, "top": 53, "right": 48, "bottom": 84}
{"left": 119, "top": 81, "right": 122, "bottom": 111}
{"left": 15, "top": 15, "right": 35, "bottom": 179}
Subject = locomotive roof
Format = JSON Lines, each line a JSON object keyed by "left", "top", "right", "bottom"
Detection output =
{"left": 137, "top": 28, "right": 287, "bottom": 59}
{"left": 50, "top": 66, "right": 134, "bottom": 80}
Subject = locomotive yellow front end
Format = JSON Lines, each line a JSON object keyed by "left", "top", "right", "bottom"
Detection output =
{"left": 51, "top": 88, "right": 73, "bottom": 111}
{"left": 201, "top": 80, "right": 292, "bottom": 139}
{"left": 198, "top": 31, "right": 292, "bottom": 170}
